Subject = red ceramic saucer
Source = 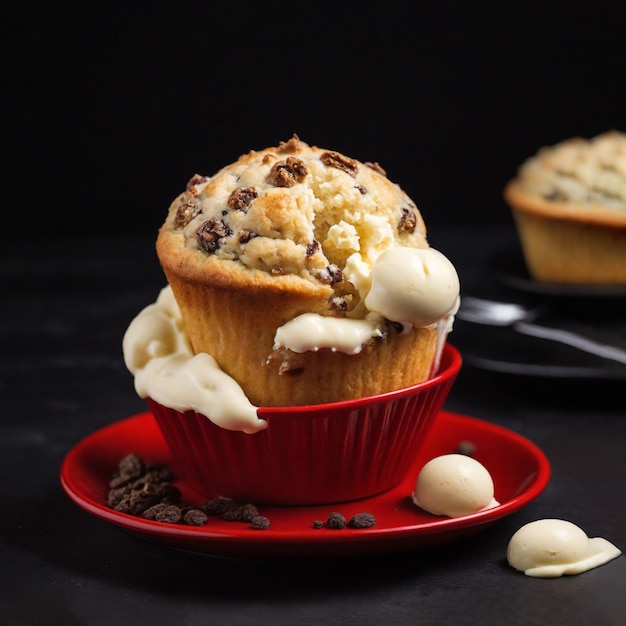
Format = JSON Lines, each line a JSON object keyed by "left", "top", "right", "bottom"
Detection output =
{"left": 60, "top": 411, "right": 550, "bottom": 559}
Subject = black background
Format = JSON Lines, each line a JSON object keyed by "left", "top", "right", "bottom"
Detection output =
{"left": 5, "top": 1, "right": 626, "bottom": 239}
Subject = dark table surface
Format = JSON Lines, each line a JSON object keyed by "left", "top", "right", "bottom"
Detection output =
{"left": 2, "top": 224, "right": 625, "bottom": 626}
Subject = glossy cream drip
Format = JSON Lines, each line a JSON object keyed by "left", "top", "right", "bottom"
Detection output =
{"left": 123, "top": 246, "right": 460, "bottom": 431}
{"left": 273, "top": 247, "right": 460, "bottom": 355}
{"left": 507, "top": 519, "right": 622, "bottom": 578}
{"left": 273, "top": 313, "right": 384, "bottom": 354}
{"left": 123, "top": 287, "right": 266, "bottom": 434}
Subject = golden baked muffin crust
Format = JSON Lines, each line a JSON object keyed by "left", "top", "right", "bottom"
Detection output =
{"left": 156, "top": 136, "right": 445, "bottom": 406}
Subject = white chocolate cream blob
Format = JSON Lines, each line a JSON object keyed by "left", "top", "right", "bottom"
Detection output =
{"left": 412, "top": 454, "right": 499, "bottom": 517}
{"left": 123, "top": 286, "right": 266, "bottom": 434}
{"left": 507, "top": 519, "right": 622, "bottom": 578}
{"left": 123, "top": 245, "right": 460, "bottom": 431}
{"left": 273, "top": 312, "right": 383, "bottom": 354}
{"left": 364, "top": 247, "right": 460, "bottom": 327}
{"left": 273, "top": 246, "right": 460, "bottom": 355}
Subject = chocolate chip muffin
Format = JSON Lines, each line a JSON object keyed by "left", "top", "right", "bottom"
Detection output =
{"left": 155, "top": 135, "right": 458, "bottom": 406}
{"left": 504, "top": 130, "right": 626, "bottom": 284}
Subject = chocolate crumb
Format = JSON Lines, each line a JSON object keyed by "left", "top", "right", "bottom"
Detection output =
{"left": 312, "top": 519, "right": 325, "bottom": 529}
{"left": 183, "top": 508, "right": 209, "bottom": 526}
{"left": 321, "top": 151, "right": 358, "bottom": 177}
{"left": 196, "top": 217, "right": 233, "bottom": 253}
{"left": 348, "top": 512, "right": 376, "bottom": 529}
{"left": 398, "top": 206, "right": 417, "bottom": 233}
{"left": 317, "top": 264, "right": 343, "bottom": 286}
{"left": 306, "top": 239, "right": 320, "bottom": 257}
{"left": 186, "top": 173, "right": 209, "bottom": 190}
{"left": 238, "top": 230, "right": 257, "bottom": 244}
{"left": 326, "top": 512, "right": 347, "bottom": 529}
{"left": 250, "top": 515, "right": 271, "bottom": 530}
{"left": 269, "top": 156, "right": 308, "bottom": 187}
{"left": 227, "top": 187, "right": 258, "bottom": 212}
{"left": 174, "top": 197, "right": 202, "bottom": 228}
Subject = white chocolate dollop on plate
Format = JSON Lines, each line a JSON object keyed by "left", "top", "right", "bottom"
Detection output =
{"left": 411, "top": 453, "right": 499, "bottom": 517}
{"left": 507, "top": 519, "right": 622, "bottom": 577}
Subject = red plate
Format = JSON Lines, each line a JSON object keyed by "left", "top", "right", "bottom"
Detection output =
{"left": 60, "top": 411, "right": 550, "bottom": 559}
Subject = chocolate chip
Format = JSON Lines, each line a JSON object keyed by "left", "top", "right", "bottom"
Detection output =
{"left": 348, "top": 512, "right": 376, "bottom": 529}
{"left": 326, "top": 512, "right": 347, "bottom": 529}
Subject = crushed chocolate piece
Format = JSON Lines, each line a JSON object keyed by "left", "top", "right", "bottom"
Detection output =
{"left": 365, "top": 161, "right": 387, "bottom": 176}
{"left": 227, "top": 186, "right": 258, "bottom": 212}
{"left": 187, "top": 173, "right": 209, "bottom": 190}
{"left": 183, "top": 508, "right": 209, "bottom": 526}
{"left": 269, "top": 156, "right": 308, "bottom": 187}
{"left": 317, "top": 264, "right": 343, "bottom": 286}
{"left": 239, "top": 503, "right": 261, "bottom": 522}
{"left": 329, "top": 296, "right": 349, "bottom": 312}
{"left": 238, "top": 230, "right": 257, "bottom": 244}
{"left": 355, "top": 184, "right": 368, "bottom": 195}
{"left": 266, "top": 347, "right": 306, "bottom": 376}
{"left": 196, "top": 217, "right": 233, "bottom": 253}
{"left": 312, "top": 519, "right": 325, "bottom": 529}
{"left": 106, "top": 455, "right": 272, "bottom": 530}
{"left": 156, "top": 504, "right": 183, "bottom": 524}
{"left": 250, "top": 515, "right": 271, "bottom": 530}
{"left": 326, "top": 512, "right": 347, "bottom": 529}
{"left": 398, "top": 206, "right": 417, "bottom": 233}
{"left": 306, "top": 239, "right": 320, "bottom": 257}
{"left": 200, "top": 496, "right": 239, "bottom": 516}
{"left": 348, "top": 512, "right": 376, "bottom": 529}
{"left": 321, "top": 151, "right": 358, "bottom": 177}
{"left": 174, "top": 197, "right": 202, "bottom": 228}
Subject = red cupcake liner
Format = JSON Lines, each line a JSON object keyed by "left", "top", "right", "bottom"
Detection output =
{"left": 147, "top": 343, "right": 461, "bottom": 506}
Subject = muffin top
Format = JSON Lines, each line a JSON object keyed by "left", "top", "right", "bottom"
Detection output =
{"left": 158, "top": 135, "right": 429, "bottom": 314}
{"left": 505, "top": 130, "right": 626, "bottom": 225}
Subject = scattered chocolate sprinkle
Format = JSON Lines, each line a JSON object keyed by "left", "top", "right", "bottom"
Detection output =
{"left": 321, "top": 151, "right": 358, "bottom": 177}
{"left": 227, "top": 186, "right": 258, "bottom": 212}
{"left": 312, "top": 519, "right": 325, "bottom": 529}
{"left": 355, "top": 184, "right": 368, "bottom": 195}
{"left": 269, "top": 156, "right": 308, "bottom": 187}
{"left": 348, "top": 512, "right": 376, "bottom": 529}
{"left": 106, "top": 455, "right": 271, "bottom": 530}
